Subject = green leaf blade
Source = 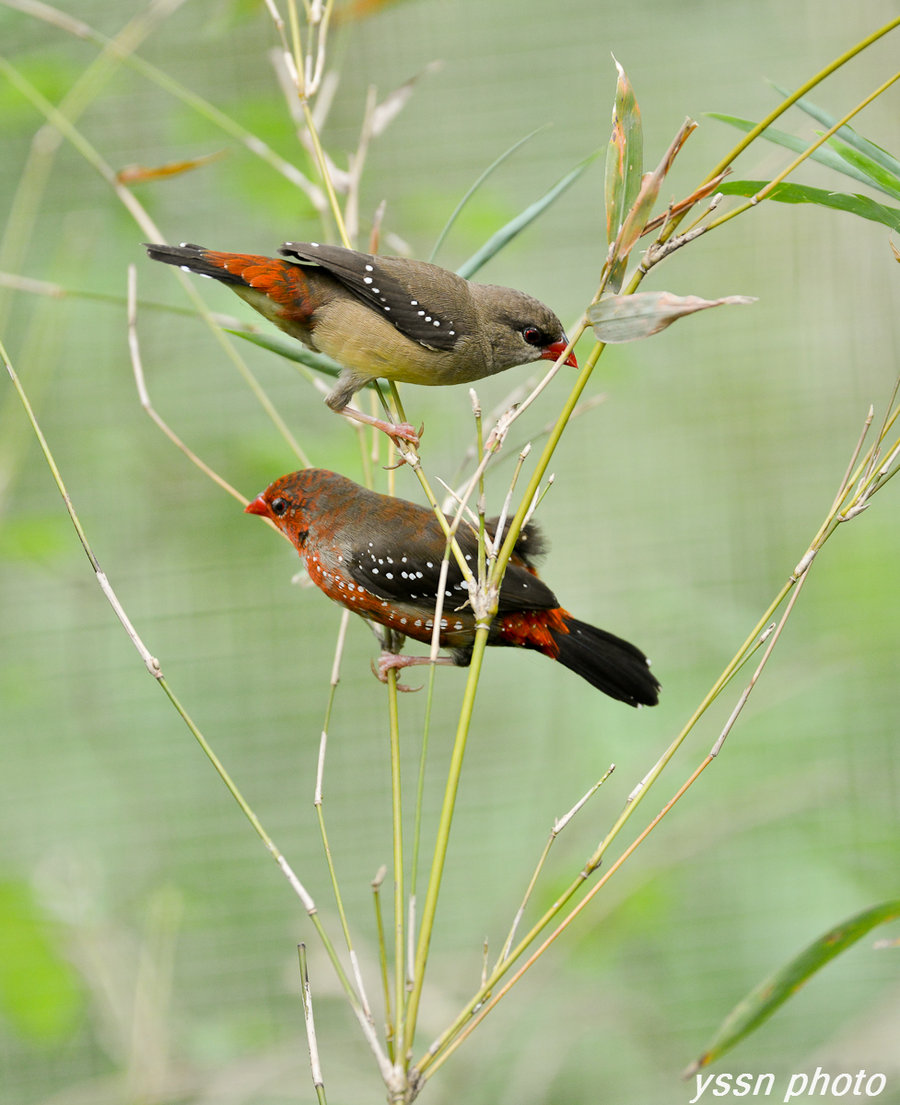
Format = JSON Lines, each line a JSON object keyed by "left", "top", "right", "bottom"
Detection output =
{"left": 708, "top": 112, "right": 885, "bottom": 193}
{"left": 718, "top": 180, "right": 900, "bottom": 233}
{"left": 825, "top": 134, "right": 900, "bottom": 200}
{"left": 769, "top": 83, "right": 900, "bottom": 180}
{"left": 456, "top": 152, "right": 599, "bottom": 280}
{"left": 428, "top": 127, "right": 547, "bottom": 264}
{"left": 686, "top": 900, "right": 900, "bottom": 1076}
{"left": 605, "top": 58, "right": 643, "bottom": 292}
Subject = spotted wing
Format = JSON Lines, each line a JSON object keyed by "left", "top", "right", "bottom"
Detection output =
{"left": 347, "top": 521, "right": 558, "bottom": 614}
{"left": 280, "top": 241, "right": 466, "bottom": 352}
{"left": 346, "top": 536, "right": 472, "bottom": 610}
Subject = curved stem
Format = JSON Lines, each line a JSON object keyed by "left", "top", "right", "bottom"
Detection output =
{"left": 703, "top": 67, "right": 900, "bottom": 236}
{"left": 703, "top": 16, "right": 900, "bottom": 186}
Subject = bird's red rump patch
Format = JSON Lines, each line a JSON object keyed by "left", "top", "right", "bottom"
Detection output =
{"left": 203, "top": 250, "right": 314, "bottom": 313}
{"left": 497, "top": 608, "right": 570, "bottom": 657}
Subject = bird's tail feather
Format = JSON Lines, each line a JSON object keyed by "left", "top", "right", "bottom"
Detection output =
{"left": 144, "top": 243, "right": 249, "bottom": 287}
{"left": 549, "top": 615, "right": 660, "bottom": 707}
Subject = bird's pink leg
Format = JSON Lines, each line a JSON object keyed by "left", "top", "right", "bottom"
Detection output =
{"left": 374, "top": 651, "right": 454, "bottom": 692}
{"left": 340, "top": 405, "right": 422, "bottom": 447}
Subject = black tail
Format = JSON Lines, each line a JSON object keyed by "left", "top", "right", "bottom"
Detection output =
{"left": 144, "top": 243, "right": 248, "bottom": 287}
{"left": 549, "top": 616, "right": 660, "bottom": 707}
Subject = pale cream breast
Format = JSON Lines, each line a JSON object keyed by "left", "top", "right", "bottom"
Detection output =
{"left": 312, "top": 298, "right": 493, "bottom": 386}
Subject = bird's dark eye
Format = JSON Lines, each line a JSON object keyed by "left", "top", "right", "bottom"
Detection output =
{"left": 522, "top": 326, "right": 545, "bottom": 347}
{"left": 270, "top": 497, "right": 288, "bottom": 517}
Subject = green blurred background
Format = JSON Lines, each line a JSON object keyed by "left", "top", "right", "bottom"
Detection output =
{"left": 1, "top": 1, "right": 899, "bottom": 1103}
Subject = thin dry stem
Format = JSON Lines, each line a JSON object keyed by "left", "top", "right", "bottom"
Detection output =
{"left": 127, "top": 266, "right": 248, "bottom": 506}
{"left": 709, "top": 579, "right": 809, "bottom": 758}
{"left": 486, "top": 444, "right": 531, "bottom": 562}
{"left": 329, "top": 609, "right": 351, "bottom": 687}
{"left": 298, "top": 944, "right": 328, "bottom": 1103}
{"left": 496, "top": 768, "right": 614, "bottom": 968}
{"left": 371, "top": 865, "right": 394, "bottom": 1059}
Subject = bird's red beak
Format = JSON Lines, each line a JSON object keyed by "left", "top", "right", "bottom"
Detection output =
{"left": 245, "top": 494, "right": 271, "bottom": 517}
{"left": 542, "top": 339, "right": 578, "bottom": 368}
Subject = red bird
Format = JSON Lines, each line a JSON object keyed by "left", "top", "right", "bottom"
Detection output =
{"left": 245, "top": 469, "right": 660, "bottom": 706}
{"left": 145, "top": 241, "right": 577, "bottom": 442}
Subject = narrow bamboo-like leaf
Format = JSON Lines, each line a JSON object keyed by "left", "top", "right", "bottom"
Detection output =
{"left": 607, "top": 118, "right": 696, "bottom": 279}
{"left": 116, "top": 149, "right": 227, "bottom": 185}
{"left": 718, "top": 180, "right": 900, "bottom": 232}
{"left": 604, "top": 58, "right": 643, "bottom": 292}
{"left": 614, "top": 171, "right": 660, "bottom": 261}
{"left": 769, "top": 83, "right": 900, "bottom": 180}
{"left": 685, "top": 900, "right": 900, "bottom": 1077}
{"left": 456, "top": 152, "right": 600, "bottom": 280}
{"left": 708, "top": 113, "right": 884, "bottom": 194}
{"left": 709, "top": 112, "right": 900, "bottom": 201}
{"left": 429, "top": 127, "right": 546, "bottom": 263}
{"left": 588, "top": 290, "right": 754, "bottom": 343}
{"left": 225, "top": 328, "right": 345, "bottom": 379}
{"left": 825, "top": 135, "right": 900, "bottom": 200}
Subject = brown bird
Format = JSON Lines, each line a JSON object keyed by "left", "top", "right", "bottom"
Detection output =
{"left": 245, "top": 468, "right": 660, "bottom": 706}
{"left": 145, "top": 241, "right": 577, "bottom": 442}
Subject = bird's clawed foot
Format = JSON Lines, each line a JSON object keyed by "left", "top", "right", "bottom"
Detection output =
{"left": 341, "top": 406, "right": 424, "bottom": 448}
{"left": 385, "top": 420, "right": 424, "bottom": 449}
{"left": 357, "top": 416, "right": 422, "bottom": 449}
{"left": 373, "top": 651, "right": 424, "bottom": 692}
{"left": 383, "top": 424, "right": 426, "bottom": 469}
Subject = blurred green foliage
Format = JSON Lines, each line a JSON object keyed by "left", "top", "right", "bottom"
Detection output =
{"left": 0, "top": 881, "right": 84, "bottom": 1041}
